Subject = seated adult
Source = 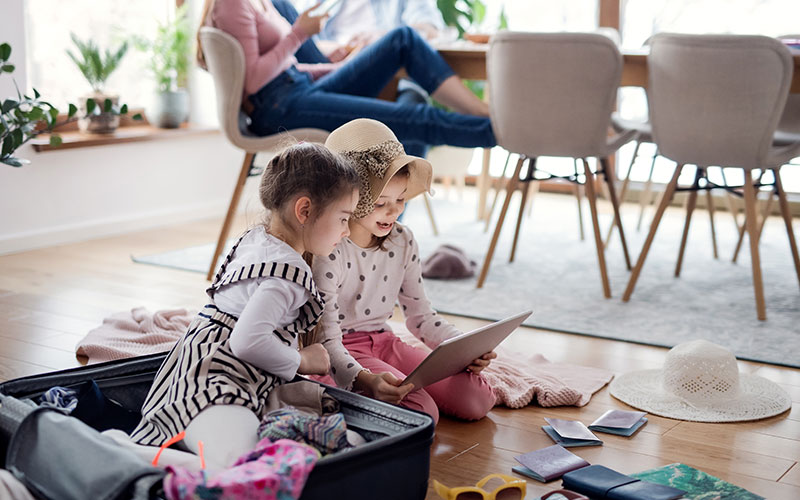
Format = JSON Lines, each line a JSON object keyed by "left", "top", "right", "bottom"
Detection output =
{"left": 295, "top": 0, "right": 447, "bottom": 156}
{"left": 197, "top": 0, "right": 495, "bottom": 154}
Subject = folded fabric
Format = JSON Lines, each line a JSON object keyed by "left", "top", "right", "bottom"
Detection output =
{"left": 38, "top": 386, "right": 79, "bottom": 413}
{"left": 258, "top": 407, "right": 351, "bottom": 456}
{"left": 0, "top": 470, "right": 36, "bottom": 500}
{"left": 164, "top": 438, "right": 319, "bottom": 500}
{"left": 76, "top": 307, "right": 190, "bottom": 363}
{"left": 561, "top": 465, "right": 685, "bottom": 500}
{"left": 389, "top": 321, "right": 613, "bottom": 408}
{"left": 421, "top": 244, "right": 477, "bottom": 279}
{"left": 265, "top": 380, "right": 338, "bottom": 416}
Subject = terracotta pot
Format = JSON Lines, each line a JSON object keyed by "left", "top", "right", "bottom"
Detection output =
{"left": 77, "top": 93, "right": 120, "bottom": 134}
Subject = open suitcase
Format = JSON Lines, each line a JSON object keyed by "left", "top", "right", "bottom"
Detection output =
{"left": 0, "top": 353, "right": 435, "bottom": 500}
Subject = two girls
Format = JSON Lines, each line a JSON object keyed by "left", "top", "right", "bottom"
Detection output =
{"left": 131, "top": 143, "right": 359, "bottom": 470}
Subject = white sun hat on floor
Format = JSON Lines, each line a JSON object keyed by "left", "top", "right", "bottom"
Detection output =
{"left": 609, "top": 339, "right": 791, "bottom": 422}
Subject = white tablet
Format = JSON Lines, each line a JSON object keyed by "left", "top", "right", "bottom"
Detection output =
{"left": 401, "top": 310, "right": 532, "bottom": 389}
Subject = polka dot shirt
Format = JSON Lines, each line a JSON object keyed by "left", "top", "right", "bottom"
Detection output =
{"left": 312, "top": 223, "right": 460, "bottom": 390}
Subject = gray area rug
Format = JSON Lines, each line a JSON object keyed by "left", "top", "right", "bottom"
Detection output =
{"left": 133, "top": 191, "right": 800, "bottom": 368}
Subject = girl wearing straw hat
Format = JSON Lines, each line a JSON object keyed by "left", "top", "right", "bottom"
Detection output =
{"left": 312, "top": 119, "right": 497, "bottom": 423}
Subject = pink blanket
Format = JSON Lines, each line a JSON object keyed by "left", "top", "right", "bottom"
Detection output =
{"left": 76, "top": 307, "right": 189, "bottom": 363}
{"left": 76, "top": 309, "right": 612, "bottom": 407}
{"left": 391, "top": 328, "right": 612, "bottom": 408}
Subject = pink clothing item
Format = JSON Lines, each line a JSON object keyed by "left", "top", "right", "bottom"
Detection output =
{"left": 340, "top": 330, "right": 495, "bottom": 424}
{"left": 211, "top": 0, "right": 337, "bottom": 97}
{"left": 76, "top": 307, "right": 188, "bottom": 363}
{"left": 164, "top": 438, "right": 319, "bottom": 500}
{"left": 312, "top": 224, "right": 461, "bottom": 391}
{"left": 391, "top": 325, "right": 613, "bottom": 408}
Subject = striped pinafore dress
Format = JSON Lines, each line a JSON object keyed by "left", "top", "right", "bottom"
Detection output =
{"left": 130, "top": 230, "right": 325, "bottom": 446}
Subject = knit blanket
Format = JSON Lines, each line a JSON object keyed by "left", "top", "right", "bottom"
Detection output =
{"left": 76, "top": 308, "right": 612, "bottom": 408}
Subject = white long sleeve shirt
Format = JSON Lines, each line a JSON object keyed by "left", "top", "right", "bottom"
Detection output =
{"left": 215, "top": 228, "right": 311, "bottom": 381}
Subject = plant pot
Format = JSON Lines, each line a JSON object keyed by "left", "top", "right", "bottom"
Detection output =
{"left": 148, "top": 89, "right": 189, "bottom": 128}
{"left": 77, "top": 93, "right": 120, "bottom": 135}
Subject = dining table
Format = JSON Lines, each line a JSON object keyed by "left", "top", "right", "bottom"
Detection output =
{"left": 435, "top": 42, "right": 800, "bottom": 220}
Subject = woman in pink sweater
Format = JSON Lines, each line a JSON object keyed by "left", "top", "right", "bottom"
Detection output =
{"left": 198, "top": 0, "right": 495, "bottom": 155}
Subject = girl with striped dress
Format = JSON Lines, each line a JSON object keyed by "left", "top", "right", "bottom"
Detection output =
{"left": 130, "top": 143, "right": 359, "bottom": 471}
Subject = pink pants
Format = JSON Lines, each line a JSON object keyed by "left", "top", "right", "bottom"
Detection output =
{"left": 322, "top": 331, "right": 496, "bottom": 424}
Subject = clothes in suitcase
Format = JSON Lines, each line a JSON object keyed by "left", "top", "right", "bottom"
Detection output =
{"left": 0, "top": 353, "right": 435, "bottom": 500}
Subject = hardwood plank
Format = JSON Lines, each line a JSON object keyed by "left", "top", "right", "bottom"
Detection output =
{"left": 1, "top": 199, "right": 798, "bottom": 499}
{"left": 780, "top": 462, "right": 800, "bottom": 487}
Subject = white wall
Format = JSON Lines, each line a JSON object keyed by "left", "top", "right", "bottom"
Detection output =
{"left": 0, "top": 136, "right": 262, "bottom": 255}
{"left": 1, "top": 0, "right": 27, "bottom": 97}
{"left": 0, "top": 0, "right": 270, "bottom": 255}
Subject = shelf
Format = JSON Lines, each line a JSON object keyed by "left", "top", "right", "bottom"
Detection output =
{"left": 30, "top": 123, "right": 219, "bottom": 152}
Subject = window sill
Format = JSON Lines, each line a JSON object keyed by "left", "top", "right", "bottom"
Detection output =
{"left": 30, "top": 123, "right": 219, "bottom": 153}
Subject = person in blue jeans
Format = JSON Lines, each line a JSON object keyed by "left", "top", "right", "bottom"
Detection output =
{"left": 202, "top": 0, "right": 495, "bottom": 156}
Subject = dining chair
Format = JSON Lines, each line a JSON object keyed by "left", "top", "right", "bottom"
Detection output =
{"left": 199, "top": 27, "right": 329, "bottom": 280}
{"left": 731, "top": 35, "right": 800, "bottom": 263}
{"left": 622, "top": 33, "right": 800, "bottom": 320}
{"left": 477, "top": 32, "right": 635, "bottom": 297}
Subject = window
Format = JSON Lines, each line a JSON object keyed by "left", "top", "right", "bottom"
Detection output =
{"left": 24, "top": 0, "right": 172, "bottom": 111}
{"left": 618, "top": 0, "right": 800, "bottom": 192}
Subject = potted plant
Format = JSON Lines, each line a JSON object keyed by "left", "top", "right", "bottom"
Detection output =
{"left": 2, "top": 42, "right": 136, "bottom": 167}
{"left": 66, "top": 33, "right": 129, "bottom": 134}
{"left": 133, "top": 4, "right": 191, "bottom": 128}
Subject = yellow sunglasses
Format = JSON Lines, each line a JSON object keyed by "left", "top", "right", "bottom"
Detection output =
{"left": 433, "top": 473, "right": 527, "bottom": 500}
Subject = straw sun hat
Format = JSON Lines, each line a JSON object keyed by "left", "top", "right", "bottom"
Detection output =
{"left": 325, "top": 119, "right": 432, "bottom": 219}
{"left": 609, "top": 340, "right": 791, "bottom": 423}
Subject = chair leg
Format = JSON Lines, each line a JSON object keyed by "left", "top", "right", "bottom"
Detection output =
{"left": 207, "top": 152, "right": 254, "bottom": 281}
{"left": 510, "top": 158, "right": 535, "bottom": 263}
{"left": 574, "top": 159, "right": 585, "bottom": 241}
{"left": 635, "top": 149, "right": 659, "bottom": 231}
{"left": 774, "top": 169, "right": 800, "bottom": 288}
{"left": 623, "top": 165, "right": 684, "bottom": 302}
{"left": 582, "top": 158, "right": 612, "bottom": 298}
{"left": 604, "top": 140, "right": 639, "bottom": 245}
{"left": 743, "top": 171, "right": 767, "bottom": 321}
{"left": 423, "top": 193, "right": 438, "bottom": 236}
{"left": 675, "top": 168, "right": 702, "bottom": 277}
{"left": 601, "top": 157, "right": 632, "bottom": 270}
{"left": 734, "top": 188, "right": 775, "bottom": 263}
{"left": 732, "top": 169, "right": 767, "bottom": 263}
{"left": 705, "top": 187, "right": 719, "bottom": 259}
{"left": 477, "top": 156, "right": 526, "bottom": 288}
{"left": 484, "top": 151, "right": 513, "bottom": 233}
{"left": 719, "top": 168, "right": 742, "bottom": 234}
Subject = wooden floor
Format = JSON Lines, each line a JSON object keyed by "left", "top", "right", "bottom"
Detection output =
{"left": 0, "top": 213, "right": 798, "bottom": 499}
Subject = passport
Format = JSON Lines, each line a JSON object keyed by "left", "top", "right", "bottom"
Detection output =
{"left": 512, "top": 444, "right": 590, "bottom": 482}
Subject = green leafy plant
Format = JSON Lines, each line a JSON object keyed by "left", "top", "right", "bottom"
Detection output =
{"left": 1, "top": 42, "right": 137, "bottom": 167}
{"left": 437, "top": 0, "right": 508, "bottom": 37}
{"left": 437, "top": 0, "right": 487, "bottom": 37}
{"left": 66, "top": 33, "right": 129, "bottom": 93}
{"left": 132, "top": 5, "right": 192, "bottom": 92}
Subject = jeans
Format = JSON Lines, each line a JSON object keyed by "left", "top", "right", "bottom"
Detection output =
{"left": 247, "top": 26, "right": 496, "bottom": 150}
{"left": 270, "top": 0, "right": 330, "bottom": 64}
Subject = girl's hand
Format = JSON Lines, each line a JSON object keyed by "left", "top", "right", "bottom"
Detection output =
{"left": 355, "top": 371, "right": 414, "bottom": 404}
{"left": 467, "top": 351, "right": 497, "bottom": 374}
{"left": 295, "top": 3, "right": 328, "bottom": 38}
{"left": 298, "top": 343, "right": 330, "bottom": 375}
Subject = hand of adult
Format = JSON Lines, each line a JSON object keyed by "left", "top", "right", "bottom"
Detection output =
{"left": 467, "top": 350, "right": 497, "bottom": 374}
{"left": 297, "top": 343, "right": 331, "bottom": 375}
{"left": 346, "top": 30, "right": 383, "bottom": 50}
{"left": 356, "top": 370, "right": 414, "bottom": 404}
{"left": 295, "top": 2, "right": 328, "bottom": 38}
{"left": 325, "top": 44, "right": 351, "bottom": 63}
